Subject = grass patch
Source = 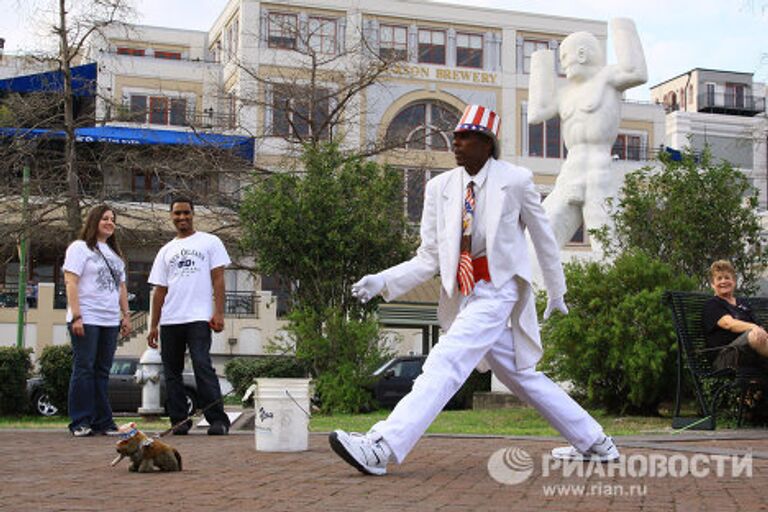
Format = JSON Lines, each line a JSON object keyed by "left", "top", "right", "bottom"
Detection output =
{"left": 6, "top": 404, "right": 752, "bottom": 436}
{"left": 2, "top": 408, "right": 672, "bottom": 436}
{"left": 224, "top": 395, "right": 244, "bottom": 406}
{"left": 309, "top": 407, "right": 673, "bottom": 436}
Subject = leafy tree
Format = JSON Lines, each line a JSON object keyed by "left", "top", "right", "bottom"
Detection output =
{"left": 239, "top": 142, "right": 415, "bottom": 411}
{"left": 539, "top": 251, "right": 698, "bottom": 414}
{"left": 286, "top": 306, "right": 388, "bottom": 413}
{"left": 241, "top": 142, "right": 414, "bottom": 313}
{"left": 594, "top": 146, "right": 767, "bottom": 292}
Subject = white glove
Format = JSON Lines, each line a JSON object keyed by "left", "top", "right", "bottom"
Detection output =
{"left": 544, "top": 296, "right": 569, "bottom": 320}
{"left": 351, "top": 274, "right": 385, "bottom": 304}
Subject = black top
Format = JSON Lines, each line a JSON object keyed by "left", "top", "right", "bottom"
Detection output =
{"left": 702, "top": 296, "right": 757, "bottom": 349}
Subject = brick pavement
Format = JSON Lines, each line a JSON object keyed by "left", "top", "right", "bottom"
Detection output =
{"left": 1, "top": 429, "right": 767, "bottom": 512}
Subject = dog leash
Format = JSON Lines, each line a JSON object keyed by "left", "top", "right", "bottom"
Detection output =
{"left": 155, "top": 388, "right": 237, "bottom": 438}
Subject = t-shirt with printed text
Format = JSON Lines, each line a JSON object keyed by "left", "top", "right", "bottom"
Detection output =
{"left": 62, "top": 240, "right": 126, "bottom": 326}
{"left": 148, "top": 231, "right": 231, "bottom": 326}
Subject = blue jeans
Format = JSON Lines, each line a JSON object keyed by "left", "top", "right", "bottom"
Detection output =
{"left": 160, "top": 321, "right": 229, "bottom": 427}
{"left": 67, "top": 324, "right": 119, "bottom": 432}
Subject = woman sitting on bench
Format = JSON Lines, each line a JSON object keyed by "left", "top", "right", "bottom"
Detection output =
{"left": 702, "top": 260, "right": 768, "bottom": 371}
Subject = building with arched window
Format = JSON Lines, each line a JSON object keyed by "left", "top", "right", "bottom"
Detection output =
{"left": 199, "top": 0, "right": 661, "bottom": 355}
{"left": 81, "top": 1, "right": 666, "bottom": 248}
{"left": 1, "top": 0, "right": 666, "bottom": 362}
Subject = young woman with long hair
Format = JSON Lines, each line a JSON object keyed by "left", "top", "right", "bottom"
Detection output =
{"left": 63, "top": 204, "right": 131, "bottom": 437}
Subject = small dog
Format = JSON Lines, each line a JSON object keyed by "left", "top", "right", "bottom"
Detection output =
{"left": 111, "top": 422, "right": 182, "bottom": 473}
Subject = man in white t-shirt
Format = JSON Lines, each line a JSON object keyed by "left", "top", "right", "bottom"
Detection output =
{"left": 148, "top": 197, "right": 231, "bottom": 435}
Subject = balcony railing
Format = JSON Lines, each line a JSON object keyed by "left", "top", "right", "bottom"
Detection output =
{"left": 118, "top": 310, "right": 148, "bottom": 345}
{"left": 107, "top": 48, "right": 220, "bottom": 64}
{"left": 0, "top": 284, "right": 37, "bottom": 309}
{"left": 105, "top": 107, "right": 237, "bottom": 131}
{"left": 225, "top": 292, "right": 260, "bottom": 318}
{"left": 611, "top": 143, "right": 650, "bottom": 162}
{"left": 4, "top": 285, "right": 260, "bottom": 317}
{"left": 698, "top": 92, "right": 765, "bottom": 116}
{"left": 610, "top": 145, "right": 694, "bottom": 163}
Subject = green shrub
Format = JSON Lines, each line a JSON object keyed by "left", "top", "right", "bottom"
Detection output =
{"left": 225, "top": 356, "right": 309, "bottom": 397}
{"left": 314, "top": 361, "right": 380, "bottom": 414}
{"left": 595, "top": 146, "right": 767, "bottom": 293}
{"left": 38, "top": 345, "right": 73, "bottom": 413}
{"left": 0, "top": 347, "right": 33, "bottom": 415}
{"left": 539, "top": 251, "right": 698, "bottom": 414}
{"left": 286, "top": 306, "right": 393, "bottom": 414}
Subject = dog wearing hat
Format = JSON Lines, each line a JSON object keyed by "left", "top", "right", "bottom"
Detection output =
{"left": 111, "top": 422, "right": 182, "bottom": 473}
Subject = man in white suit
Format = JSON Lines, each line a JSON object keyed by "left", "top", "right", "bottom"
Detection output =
{"left": 329, "top": 105, "right": 619, "bottom": 476}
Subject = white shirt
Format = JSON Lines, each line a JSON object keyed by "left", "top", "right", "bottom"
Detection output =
{"left": 461, "top": 158, "right": 491, "bottom": 258}
{"left": 62, "top": 240, "right": 126, "bottom": 326}
{"left": 148, "top": 231, "right": 231, "bottom": 326}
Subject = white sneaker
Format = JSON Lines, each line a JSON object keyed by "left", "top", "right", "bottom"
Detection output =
{"left": 551, "top": 436, "right": 620, "bottom": 462}
{"left": 329, "top": 430, "right": 391, "bottom": 476}
{"left": 71, "top": 425, "right": 93, "bottom": 438}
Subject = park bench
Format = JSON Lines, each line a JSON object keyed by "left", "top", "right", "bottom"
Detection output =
{"left": 664, "top": 291, "right": 768, "bottom": 430}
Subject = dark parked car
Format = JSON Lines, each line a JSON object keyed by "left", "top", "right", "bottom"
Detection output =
{"left": 27, "top": 356, "right": 198, "bottom": 417}
{"left": 369, "top": 355, "right": 491, "bottom": 409}
{"left": 370, "top": 355, "right": 427, "bottom": 408}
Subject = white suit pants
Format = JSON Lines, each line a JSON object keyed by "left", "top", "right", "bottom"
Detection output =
{"left": 371, "top": 279, "right": 604, "bottom": 463}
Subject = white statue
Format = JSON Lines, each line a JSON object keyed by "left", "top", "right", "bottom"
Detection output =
{"left": 528, "top": 18, "right": 648, "bottom": 249}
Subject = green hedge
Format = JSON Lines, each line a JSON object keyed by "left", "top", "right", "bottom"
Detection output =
{"left": 38, "top": 345, "right": 73, "bottom": 413}
{"left": 225, "top": 356, "right": 309, "bottom": 397}
{"left": 0, "top": 347, "right": 33, "bottom": 415}
{"left": 539, "top": 251, "right": 698, "bottom": 414}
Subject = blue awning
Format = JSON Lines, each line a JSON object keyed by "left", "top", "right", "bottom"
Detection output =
{"left": 0, "top": 63, "right": 97, "bottom": 97}
{"left": 0, "top": 125, "right": 254, "bottom": 160}
{"left": 664, "top": 147, "right": 682, "bottom": 162}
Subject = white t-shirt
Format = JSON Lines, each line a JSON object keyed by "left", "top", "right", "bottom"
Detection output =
{"left": 62, "top": 240, "right": 126, "bottom": 326}
{"left": 148, "top": 231, "right": 231, "bottom": 326}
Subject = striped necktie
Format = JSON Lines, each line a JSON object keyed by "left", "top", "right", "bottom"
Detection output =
{"left": 457, "top": 181, "right": 475, "bottom": 296}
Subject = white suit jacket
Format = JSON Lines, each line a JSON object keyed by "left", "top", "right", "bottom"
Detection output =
{"left": 379, "top": 158, "right": 566, "bottom": 370}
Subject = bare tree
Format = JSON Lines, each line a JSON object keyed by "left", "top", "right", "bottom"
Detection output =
{"left": 226, "top": 16, "right": 449, "bottom": 165}
{"left": 51, "top": 0, "right": 134, "bottom": 238}
{"left": 0, "top": 90, "right": 254, "bottom": 299}
{"left": 1, "top": 1, "right": 137, "bottom": 240}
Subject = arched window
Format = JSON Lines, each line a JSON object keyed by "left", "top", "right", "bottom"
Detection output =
{"left": 665, "top": 91, "right": 678, "bottom": 113}
{"left": 385, "top": 101, "right": 461, "bottom": 151}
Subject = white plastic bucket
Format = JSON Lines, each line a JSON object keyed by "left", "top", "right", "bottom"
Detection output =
{"left": 253, "top": 378, "right": 312, "bottom": 452}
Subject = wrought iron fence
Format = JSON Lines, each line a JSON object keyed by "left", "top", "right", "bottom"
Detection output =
{"left": 0, "top": 284, "right": 39, "bottom": 309}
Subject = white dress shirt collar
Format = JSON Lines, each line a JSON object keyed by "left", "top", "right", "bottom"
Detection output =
{"left": 462, "top": 157, "right": 491, "bottom": 190}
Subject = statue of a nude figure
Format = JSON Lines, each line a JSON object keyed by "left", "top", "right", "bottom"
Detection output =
{"left": 528, "top": 18, "right": 648, "bottom": 250}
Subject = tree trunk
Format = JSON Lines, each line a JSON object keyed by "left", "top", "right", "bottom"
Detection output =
{"left": 60, "top": 0, "right": 81, "bottom": 239}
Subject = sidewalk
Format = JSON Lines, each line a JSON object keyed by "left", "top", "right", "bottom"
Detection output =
{"left": 1, "top": 429, "right": 766, "bottom": 512}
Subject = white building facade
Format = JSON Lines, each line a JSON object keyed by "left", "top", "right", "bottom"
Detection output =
{"left": 651, "top": 68, "right": 768, "bottom": 208}
{"left": 2, "top": 0, "right": 665, "bottom": 361}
